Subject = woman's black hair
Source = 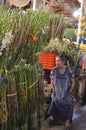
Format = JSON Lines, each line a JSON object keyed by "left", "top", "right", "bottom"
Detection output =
{"left": 57, "top": 53, "right": 67, "bottom": 65}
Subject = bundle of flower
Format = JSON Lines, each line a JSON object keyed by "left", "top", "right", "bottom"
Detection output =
{"left": 26, "top": 64, "right": 39, "bottom": 130}
{"left": 25, "top": 62, "right": 44, "bottom": 130}
{"left": 0, "top": 7, "right": 50, "bottom": 130}
{"left": 41, "top": 38, "right": 65, "bottom": 53}
{"left": 0, "top": 8, "right": 50, "bottom": 74}
{"left": 36, "top": 63, "right": 45, "bottom": 130}
{"left": 12, "top": 59, "right": 28, "bottom": 130}
{"left": 0, "top": 78, "right": 8, "bottom": 130}
{"left": 6, "top": 72, "right": 18, "bottom": 130}
{"left": 47, "top": 14, "right": 67, "bottom": 39}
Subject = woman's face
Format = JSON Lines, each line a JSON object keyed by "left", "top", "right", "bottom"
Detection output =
{"left": 55, "top": 57, "right": 64, "bottom": 68}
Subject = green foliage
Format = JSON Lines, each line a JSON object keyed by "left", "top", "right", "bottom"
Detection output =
{"left": 0, "top": 8, "right": 50, "bottom": 72}
{"left": 41, "top": 37, "right": 80, "bottom": 70}
{"left": 48, "top": 14, "right": 67, "bottom": 39}
{"left": 64, "top": 28, "right": 76, "bottom": 41}
{"left": 41, "top": 38, "right": 65, "bottom": 53}
{"left": 26, "top": 9, "right": 50, "bottom": 37}
{"left": 0, "top": 7, "right": 67, "bottom": 73}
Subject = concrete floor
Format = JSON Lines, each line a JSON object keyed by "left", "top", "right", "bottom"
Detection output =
{"left": 42, "top": 103, "right": 86, "bottom": 130}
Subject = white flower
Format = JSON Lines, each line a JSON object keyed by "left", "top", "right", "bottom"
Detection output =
{"left": 1, "top": 44, "right": 6, "bottom": 49}
{"left": 1, "top": 31, "right": 13, "bottom": 47}
{"left": 42, "top": 28, "right": 45, "bottom": 34}
{"left": 2, "top": 37, "right": 10, "bottom": 46}
{"left": 0, "top": 51, "right": 2, "bottom": 56}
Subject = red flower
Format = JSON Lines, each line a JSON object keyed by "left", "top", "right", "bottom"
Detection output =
{"left": 32, "top": 36, "right": 38, "bottom": 42}
{"left": 3, "top": 115, "right": 7, "bottom": 120}
{"left": 5, "top": 109, "right": 8, "bottom": 116}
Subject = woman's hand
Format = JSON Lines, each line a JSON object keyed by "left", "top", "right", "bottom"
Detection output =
{"left": 50, "top": 79, "right": 55, "bottom": 92}
{"left": 70, "top": 77, "right": 75, "bottom": 94}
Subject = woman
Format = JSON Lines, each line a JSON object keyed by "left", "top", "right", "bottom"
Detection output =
{"left": 46, "top": 54, "right": 75, "bottom": 130}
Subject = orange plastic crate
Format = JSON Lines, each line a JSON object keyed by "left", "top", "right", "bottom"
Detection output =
{"left": 39, "top": 52, "right": 58, "bottom": 70}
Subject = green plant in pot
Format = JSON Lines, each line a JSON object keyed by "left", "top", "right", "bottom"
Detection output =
{"left": 41, "top": 38, "right": 67, "bottom": 53}
{"left": 41, "top": 37, "right": 80, "bottom": 71}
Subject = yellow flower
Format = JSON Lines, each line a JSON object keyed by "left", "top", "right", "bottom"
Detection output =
{"left": 81, "top": 15, "right": 86, "bottom": 22}
{"left": 80, "top": 44, "right": 86, "bottom": 52}
{"left": 79, "top": 30, "right": 85, "bottom": 36}
{"left": 80, "top": 22, "right": 86, "bottom": 28}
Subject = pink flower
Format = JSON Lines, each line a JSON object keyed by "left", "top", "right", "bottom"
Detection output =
{"left": 79, "top": 59, "right": 84, "bottom": 66}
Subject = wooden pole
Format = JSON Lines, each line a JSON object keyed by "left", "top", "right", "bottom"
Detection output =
{"left": 77, "top": 0, "right": 84, "bottom": 45}
{"left": 33, "top": 0, "right": 36, "bottom": 10}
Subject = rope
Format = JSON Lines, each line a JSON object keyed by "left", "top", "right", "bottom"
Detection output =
{"left": 6, "top": 80, "right": 38, "bottom": 97}
{"left": 6, "top": 92, "right": 17, "bottom": 97}
{"left": 20, "top": 122, "right": 28, "bottom": 129}
{"left": 0, "top": 101, "right": 6, "bottom": 105}
{"left": 18, "top": 82, "right": 27, "bottom": 85}
{"left": 0, "top": 118, "right": 7, "bottom": 124}
{"left": 28, "top": 80, "right": 38, "bottom": 89}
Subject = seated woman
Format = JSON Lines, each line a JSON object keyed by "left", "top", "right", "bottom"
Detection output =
{"left": 45, "top": 54, "right": 75, "bottom": 130}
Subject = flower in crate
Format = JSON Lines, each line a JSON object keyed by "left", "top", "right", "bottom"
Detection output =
{"left": 41, "top": 37, "right": 80, "bottom": 70}
{"left": 41, "top": 38, "right": 67, "bottom": 53}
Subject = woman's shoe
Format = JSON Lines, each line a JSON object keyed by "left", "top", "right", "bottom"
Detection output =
{"left": 48, "top": 119, "right": 55, "bottom": 126}
{"left": 44, "top": 118, "right": 55, "bottom": 127}
{"left": 64, "top": 126, "right": 70, "bottom": 130}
